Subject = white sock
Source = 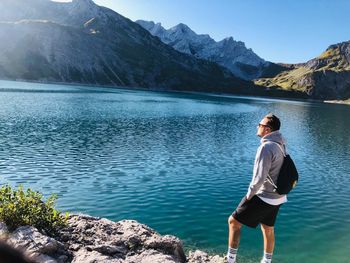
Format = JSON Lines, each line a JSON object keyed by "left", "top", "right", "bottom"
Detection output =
{"left": 227, "top": 247, "right": 237, "bottom": 263}
{"left": 260, "top": 252, "right": 273, "bottom": 263}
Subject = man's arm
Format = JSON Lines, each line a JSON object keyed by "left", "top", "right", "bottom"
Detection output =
{"left": 246, "top": 145, "right": 273, "bottom": 200}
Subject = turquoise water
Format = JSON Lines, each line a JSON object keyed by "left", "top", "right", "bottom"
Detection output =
{"left": 0, "top": 80, "right": 349, "bottom": 262}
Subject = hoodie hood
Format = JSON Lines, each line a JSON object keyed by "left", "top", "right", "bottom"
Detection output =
{"left": 260, "top": 131, "right": 285, "bottom": 145}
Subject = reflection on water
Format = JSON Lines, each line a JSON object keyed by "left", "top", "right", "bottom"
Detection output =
{"left": 0, "top": 80, "right": 349, "bottom": 262}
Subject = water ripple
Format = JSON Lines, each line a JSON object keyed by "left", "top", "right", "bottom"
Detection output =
{"left": 0, "top": 81, "right": 349, "bottom": 262}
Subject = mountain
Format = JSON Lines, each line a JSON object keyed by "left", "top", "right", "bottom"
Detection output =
{"left": 0, "top": 0, "right": 257, "bottom": 94}
{"left": 1, "top": 0, "right": 344, "bottom": 100}
{"left": 136, "top": 20, "right": 287, "bottom": 81}
{"left": 255, "top": 41, "right": 350, "bottom": 100}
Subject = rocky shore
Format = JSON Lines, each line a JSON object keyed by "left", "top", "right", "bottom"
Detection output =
{"left": 0, "top": 214, "right": 224, "bottom": 263}
{"left": 324, "top": 98, "right": 350, "bottom": 105}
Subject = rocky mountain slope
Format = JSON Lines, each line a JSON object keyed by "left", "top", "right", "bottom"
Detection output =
{"left": 255, "top": 41, "right": 350, "bottom": 100}
{"left": 136, "top": 20, "right": 287, "bottom": 81}
{"left": 0, "top": 0, "right": 255, "bottom": 94}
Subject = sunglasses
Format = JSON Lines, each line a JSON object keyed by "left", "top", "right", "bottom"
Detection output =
{"left": 258, "top": 123, "right": 272, "bottom": 129}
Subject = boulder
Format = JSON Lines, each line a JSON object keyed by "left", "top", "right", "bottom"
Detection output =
{"left": 6, "top": 225, "right": 70, "bottom": 263}
{"left": 0, "top": 215, "right": 221, "bottom": 263}
{"left": 59, "top": 215, "right": 186, "bottom": 262}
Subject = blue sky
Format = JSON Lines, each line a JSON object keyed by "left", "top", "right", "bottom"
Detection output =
{"left": 92, "top": 0, "right": 349, "bottom": 64}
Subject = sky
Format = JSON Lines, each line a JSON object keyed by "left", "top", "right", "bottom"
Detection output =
{"left": 62, "top": 0, "right": 350, "bottom": 64}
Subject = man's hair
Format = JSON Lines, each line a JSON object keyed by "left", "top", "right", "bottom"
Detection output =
{"left": 265, "top": 113, "right": 281, "bottom": 131}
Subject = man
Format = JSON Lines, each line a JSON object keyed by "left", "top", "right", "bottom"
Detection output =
{"left": 227, "top": 113, "right": 287, "bottom": 263}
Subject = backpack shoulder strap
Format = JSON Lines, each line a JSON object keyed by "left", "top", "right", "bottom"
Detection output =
{"left": 263, "top": 141, "right": 286, "bottom": 190}
{"left": 268, "top": 141, "right": 287, "bottom": 157}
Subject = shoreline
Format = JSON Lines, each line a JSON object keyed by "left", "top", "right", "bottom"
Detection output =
{"left": 324, "top": 99, "right": 350, "bottom": 105}
{"left": 0, "top": 214, "right": 224, "bottom": 263}
{"left": 1, "top": 77, "right": 348, "bottom": 106}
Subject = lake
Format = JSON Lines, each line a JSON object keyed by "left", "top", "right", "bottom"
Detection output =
{"left": 0, "top": 80, "right": 349, "bottom": 262}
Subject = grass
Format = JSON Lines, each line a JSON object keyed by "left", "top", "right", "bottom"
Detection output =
{"left": 254, "top": 66, "right": 313, "bottom": 92}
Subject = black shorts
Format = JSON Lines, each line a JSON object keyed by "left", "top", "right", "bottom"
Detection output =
{"left": 232, "top": 195, "right": 281, "bottom": 228}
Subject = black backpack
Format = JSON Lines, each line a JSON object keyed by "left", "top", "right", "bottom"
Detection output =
{"left": 267, "top": 142, "right": 299, "bottom": 195}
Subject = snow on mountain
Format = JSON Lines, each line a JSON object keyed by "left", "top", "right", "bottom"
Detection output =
{"left": 136, "top": 20, "right": 269, "bottom": 80}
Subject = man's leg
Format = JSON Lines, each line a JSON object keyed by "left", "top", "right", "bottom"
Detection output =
{"left": 227, "top": 215, "right": 242, "bottom": 263}
{"left": 260, "top": 224, "right": 275, "bottom": 263}
{"left": 228, "top": 215, "right": 242, "bottom": 248}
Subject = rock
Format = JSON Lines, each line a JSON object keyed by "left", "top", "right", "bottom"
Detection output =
{"left": 188, "top": 250, "right": 224, "bottom": 263}
{"left": 69, "top": 244, "right": 81, "bottom": 251}
{"left": 31, "top": 254, "right": 58, "bottom": 263}
{"left": 93, "top": 244, "right": 128, "bottom": 256}
{"left": 58, "top": 214, "right": 187, "bottom": 262}
{"left": 1, "top": 214, "right": 223, "bottom": 263}
{"left": 0, "top": 222, "right": 9, "bottom": 241}
{"left": 72, "top": 248, "right": 122, "bottom": 263}
{"left": 125, "top": 249, "right": 181, "bottom": 263}
{"left": 144, "top": 235, "right": 186, "bottom": 262}
{"left": 7, "top": 226, "right": 70, "bottom": 263}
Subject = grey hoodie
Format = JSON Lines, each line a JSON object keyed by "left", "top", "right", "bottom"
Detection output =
{"left": 246, "top": 131, "right": 286, "bottom": 200}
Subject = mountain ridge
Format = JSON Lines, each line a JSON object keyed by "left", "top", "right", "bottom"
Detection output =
{"left": 137, "top": 19, "right": 349, "bottom": 101}
{"left": 136, "top": 20, "right": 275, "bottom": 81}
{"left": 255, "top": 41, "right": 350, "bottom": 100}
{"left": 0, "top": 0, "right": 348, "bottom": 101}
{"left": 0, "top": 0, "right": 260, "bottom": 95}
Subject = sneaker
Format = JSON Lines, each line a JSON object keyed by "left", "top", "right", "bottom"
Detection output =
{"left": 226, "top": 254, "right": 236, "bottom": 263}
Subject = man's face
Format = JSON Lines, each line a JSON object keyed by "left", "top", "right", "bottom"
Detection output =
{"left": 256, "top": 117, "right": 272, "bottom": 137}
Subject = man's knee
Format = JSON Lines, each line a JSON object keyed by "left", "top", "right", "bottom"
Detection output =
{"left": 261, "top": 224, "right": 274, "bottom": 235}
{"left": 228, "top": 215, "right": 242, "bottom": 230}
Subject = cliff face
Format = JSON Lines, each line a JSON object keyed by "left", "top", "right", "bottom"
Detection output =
{"left": 255, "top": 41, "right": 350, "bottom": 100}
{"left": 0, "top": 0, "right": 252, "bottom": 93}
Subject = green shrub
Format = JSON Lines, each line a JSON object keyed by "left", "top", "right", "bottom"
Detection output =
{"left": 0, "top": 185, "right": 68, "bottom": 235}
